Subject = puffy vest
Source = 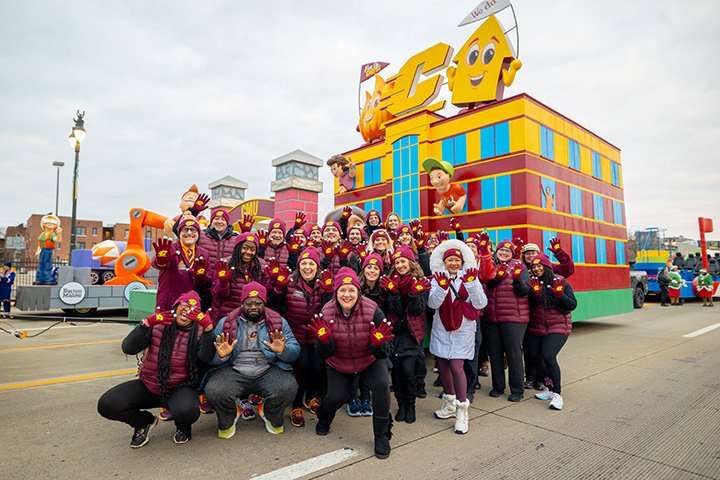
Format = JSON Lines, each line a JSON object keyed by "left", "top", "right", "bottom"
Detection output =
{"left": 484, "top": 259, "right": 530, "bottom": 324}
{"left": 154, "top": 242, "right": 211, "bottom": 312}
{"left": 211, "top": 258, "right": 268, "bottom": 322}
{"left": 385, "top": 290, "right": 427, "bottom": 345}
{"left": 263, "top": 243, "right": 290, "bottom": 266}
{"left": 222, "top": 307, "right": 283, "bottom": 344}
{"left": 527, "top": 279, "right": 572, "bottom": 336}
{"left": 283, "top": 278, "right": 325, "bottom": 345}
{"left": 198, "top": 229, "right": 236, "bottom": 263}
{"left": 139, "top": 323, "right": 201, "bottom": 395}
{"left": 322, "top": 297, "right": 378, "bottom": 374}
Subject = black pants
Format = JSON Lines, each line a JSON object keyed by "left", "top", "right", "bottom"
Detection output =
{"left": 350, "top": 375, "right": 371, "bottom": 402}
{"left": 414, "top": 347, "right": 427, "bottom": 388}
{"left": 97, "top": 379, "right": 200, "bottom": 429}
{"left": 525, "top": 333, "right": 568, "bottom": 394}
{"left": 483, "top": 322, "right": 527, "bottom": 395}
{"left": 660, "top": 286, "right": 669, "bottom": 305}
{"left": 319, "top": 361, "right": 390, "bottom": 425}
{"left": 391, "top": 354, "right": 418, "bottom": 403}
{"left": 464, "top": 325, "right": 483, "bottom": 395}
{"left": 293, "top": 344, "right": 326, "bottom": 408}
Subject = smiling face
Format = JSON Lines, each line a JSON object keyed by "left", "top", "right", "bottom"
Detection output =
{"left": 268, "top": 229, "right": 284, "bottom": 247}
{"left": 174, "top": 302, "right": 193, "bottom": 327}
{"left": 299, "top": 258, "right": 318, "bottom": 282}
{"left": 394, "top": 257, "right": 411, "bottom": 275}
{"left": 450, "top": 15, "right": 516, "bottom": 105}
{"left": 386, "top": 214, "right": 400, "bottom": 231}
{"left": 309, "top": 229, "right": 322, "bottom": 242}
{"left": 531, "top": 263, "right": 545, "bottom": 277}
{"left": 444, "top": 255, "right": 463, "bottom": 275}
{"left": 358, "top": 75, "right": 396, "bottom": 143}
{"left": 496, "top": 246, "right": 513, "bottom": 263}
{"left": 368, "top": 214, "right": 380, "bottom": 227}
{"left": 348, "top": 229, "right": 363, "bottom": 245}
{"left": 211, "top": 216, "right": 228, "bottom": 232}
{"left": 240, "top": 241, "right": 257, "bottom": 264}
{"left": 465, "top": 240, "right": 478, "bottom": 257}
{"left": 364, "top": 263, "right": 381, "bottom": 283}
{"left": 337, "top": 284, "right": 359, "bottom": 313}
{"left": 323, "top": 226, "right": 340, "bottom": 244}
{"left": 373, "top": 236, "right": 389, "bottom": 253}
{"left": 523, "top": 249, "right": 539, "bottom": 264}
{"left": 179, "top": 227, "right": 199, "bottom": 247}
{"left": 429, "top": 169, "right": 451, "bottom": 193}
{"left": 397, "top": 231, "right": 413, "bottom": 245}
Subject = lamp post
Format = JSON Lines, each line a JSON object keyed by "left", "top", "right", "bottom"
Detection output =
{"left": 52, "top": 161, "right": 64, "bottom": 215}
{"left": 68, "top": 111, "right": 86, "bottom": 261}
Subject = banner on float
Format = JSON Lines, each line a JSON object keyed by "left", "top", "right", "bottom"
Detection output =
{"left": 458, "top": 0, "right": 512, "bottom": 27}
{"left": 359, "top": 61, "right": 390, "bottom": 83}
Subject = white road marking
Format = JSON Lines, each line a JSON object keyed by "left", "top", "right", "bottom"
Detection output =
{"left": 19, "top": 323, "right": 127, "bottom": 332}
{"left": 683, "top": 323, "right": 720, "bottom": 338}
{"left": 251, "top": 448, "right": 357, "bottom": 479}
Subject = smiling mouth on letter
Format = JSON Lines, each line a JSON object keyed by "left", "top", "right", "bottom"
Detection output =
{"left": 470, "top": 72, "right": 485, "bottom": 87}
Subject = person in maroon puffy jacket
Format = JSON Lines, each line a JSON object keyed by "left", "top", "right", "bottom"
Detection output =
{"left": 152, "top": 217, "right": 214, "bottom": 312}
{"left": 198, "top": 208, "right": 238, "bottom": 264}
{"left": 311, "top": 267, "right": 395, "bottom": 459}
{"left": 267, "top": 248, "right": 333, "bottom": 428}
{"left": 526, "top": 253, "right": 577, "bottom": 411}
{"left": 97, "top": 291, "right": 215, "bottom": 447}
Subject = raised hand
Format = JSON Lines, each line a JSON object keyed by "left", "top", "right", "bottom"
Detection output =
{"left": 288, "top": 237, "right": 301, "bottom": 253}
{"left": 321, "top": 240, "right": 335, "bottom": 259}
{"left": 462, "top": 267, "right": 479, "bottom": 283}
{"left": 257, "top": 229, "right": 268, "bottom": 247}
{"left": 265, "top": 258, "right": 281, "bottom": 281}
{"left": 552, "top": 277, "right": 566, "bottom": 298}
{"left": 337, "top": 241, "right": 353, "bottom": 259}
{"left": 275, "top": 266, "right": 291, "bottom": 290}
{"left": 152, "top": 237, "right": 176, "bottom": 267}
{"left": 142, "top": 308, "right": 174, "bottom": 327}
{"left": 320, "top": 269, "right": 334, "bottom": 293}
{"left": 433, "top": 272, "right": 451, "bottom": 290}
{"left": 189, "top": 256, "right": 208, "bottom": 282}
{"left": 379, "top": 275, "right": 398, "bottom": 292}
{"left": 437, "top": 230, "right": 449, "bottom": 242}
{"left": 415, "top": 232, "right": 429, "bottom": 250}
{"left": 511, "top": 265, "right": 523, "bottom": 280}
{"left": 214, "top": 333, "right": 237, "bottom": 359}
{"left": 449, "top": 217, "right": 461, "bottom": 233}
{"left": 191, "top": 193, "right": 210, "bottom": 213}
{"left": 308, "top": 313, "right": 333, "bottom": 343}
{"left": 496, "top": 263, "right": 509, "bottom": 280}
{"left": 187, "top": 306, "right": 213, "bottom": 330}
{"left": 341, "top": 206, "right": 352, "bottom": 220}
{"left": 548, "top": 237, "right": 562, "bottom": 254}
{"left": 240, "top": 214, "right": 255, "bottom": 233}
{"left": 263, "top": 329, "right": 288, "bottom": 353}
{"left": 477, "top": 231, "right": 491, "bottom": 255}
{"left": 410, "top": 276, "right": 431, "bottom": 294}
{"left": 409, "top": 219, "right": 421, "bottom": 236}
{"left": 294, "top": 211, "right": 307, "bottom": 228}
{"left": 215, "top": 259, "right": 232, "bottom": 283}
{"left": 356, "top": 243, "right": 368, "bottom": 259}
{"left": 369, "top": 320, "right": 395, "bottom": 347}
{"left": 512, "top": 237, "right": 524, "bottom": 257}
{"left": 528, "top": 277, "right": 542, "bottom": 297}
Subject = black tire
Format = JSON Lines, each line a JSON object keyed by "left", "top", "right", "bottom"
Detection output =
{"left": 62, "top": 307, "right": 98, "bottom": 317}
{"left": 633, "top": 286, "right": 645, "bottom": 309}
{"left": 90, "top": 270, "right": 100, "bottom": 285}
{"left": 101, "top": 270, "right": 116, "bottom": 284}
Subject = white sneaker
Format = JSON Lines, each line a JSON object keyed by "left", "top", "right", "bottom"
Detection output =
{"left": 534, "top": 387, "right": 552, "bottom": 401}
{"left": 454, "top": 399, "right": 470, "bottom": 434}
{"left": 549, "top": 392, "right": 564, "bottom": 411}
{"left": 434, "top": 394, "right": 457, "bottom": 419}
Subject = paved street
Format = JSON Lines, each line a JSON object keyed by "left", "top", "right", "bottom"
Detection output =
{"left": 0, "top": 302, "right": 718, "bottom": 480}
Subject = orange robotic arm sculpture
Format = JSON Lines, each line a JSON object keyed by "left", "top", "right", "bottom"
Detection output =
{"left": 104, "top": 208, "right": 169, "bottom": 286}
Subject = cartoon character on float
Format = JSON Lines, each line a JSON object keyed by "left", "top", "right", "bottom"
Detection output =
{"left": 327, "top": 154, "right": 357, "bottom": 194}
{"left": 358, "top": 75, "right": 396, "bottom": 144}
{"left": 34, "top": 215, "right": 62, "bottom": 285}
{"left": 422, "top": 158, "right": 467, "bottom": 216}
{"left": 164, "top": 184, "right": 209, "bottom": 236}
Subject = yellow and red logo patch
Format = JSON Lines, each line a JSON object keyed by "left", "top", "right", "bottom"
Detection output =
{"left": 188, "top": 299, "right": 198, "bottom": 306}
{"left": 249, "top": 290, "right": 259, "bottom": 297}
{"left": 342, "top": 276, "right": 353, "bottom": 284}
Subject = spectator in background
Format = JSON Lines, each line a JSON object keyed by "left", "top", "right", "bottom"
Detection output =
{"left": 672, "top": 252, "right": 685, "bottom": 269}
{"left": 0, "top": 262, "right": 15, "bottom": 312}
{"left": 657, "top": 267, "right": 670, "bottom": 307}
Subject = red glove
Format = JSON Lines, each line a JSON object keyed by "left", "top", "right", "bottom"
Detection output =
{"left": 398, "top": 274, "right": 413, "bottom": 295}
{"left": 341, "top": 206, "right": 352, "bottom": 220}
{"left": 529, "top": 277, "right": 542, "bottom": 297}
{"left": 321, "top": 240, "right": 335, "bottom": 259}
{"left": 511, "top": 265, "right": 523, "bottom": 280}
{"left": 379, "top": 275, "right": 398, "bottom": 292}
{"left": 552, "top": 277, "right": 566, "bottom": 298}
{"left": 462, "top": 267, "right": 479, "bottom": 283}
{"left": 309, "top": 313, "right": 333, "bottom": 343}
{"left": 240, "top": 214, "right": 255, "bottom": 233}
{"left": 275, "top": 266, "right": 291, "bottom": 290}
{"left": 265, "top": 258, "right": 281, "bottom": 281}
{"left": 437, "top": 231, "right": 449, "bottom": 242}
{"left": 337, "top": 241, "right": 353, "bottom": 260}
{"left": 191, "top": 193, "right": 210, "bottom": 213}
{"left": 152, "top": 237, "right": 176, "bottom": 268}
{"left": 496, "top": 263, "right": 509, "bottom": 280}
{"left": 410, "top": 277, "right": 431, "bottom": 294}
{"left": 512, "top": 237, "right": 524, "bottom": 257}
{"left": 320, "top": 269, "right": 334, "bottom": 293}
{"left": 215, "top": 259, "right": 231, "bottom": 284}
{"left": 186, "top": 306, "right": 213, "bottom": 330}
{"left": 369, "top": 320, "right": 395, "bottom": 347}
{"left": 415, "top": 232, "right": 428, "bottom": 250}
{"left": 287, "top": 238, "right": 301, "bottom": 253}
{"left": 548, "top": 237, "right": 562, "bottom": 254}
{"left": 294, "top": 212, "right": 307, "bottom": 228}
{"left": 477, "top": 231, "right": 491, "bottom": 255}
{"left": 433, "top": 272, "right": 451, "bottom": 290}
{"left": 189, "top": 256, "right": 208, "bottom": 283}
{"left": 409, "top": 219, "right": 421, "bottom": 236}
{"left": 449, "top": 217, "right": 461, "bottom": 233}
{"left": 257, "top": 229, "right": 268, "bottom": 248}
{"left": 356, "top": 244, "right": 368, "bottom": 259}
{"left": 142, "top": 308, "right": 173, "bottom": 327}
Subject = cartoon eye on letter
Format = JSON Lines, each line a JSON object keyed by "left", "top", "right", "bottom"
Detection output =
{"left": 482, "top": 43, "right": 495, "bottom": 65}
{"left": 467, "top": 43, "right": 479, "bottom": 65}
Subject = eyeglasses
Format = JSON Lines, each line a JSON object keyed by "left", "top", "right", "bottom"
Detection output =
{"left": 180, "top": 228, "right": 198, "bottom": 234}
{"left": 243, "top": 300, "right": 264, "bottom": 307}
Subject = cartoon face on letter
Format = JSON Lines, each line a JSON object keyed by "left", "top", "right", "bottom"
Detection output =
{"left": 447, "top": 15, "right": 521, "bottom": 106}
{"left": 358, "top": 75, "right": 395, "bottom": 143}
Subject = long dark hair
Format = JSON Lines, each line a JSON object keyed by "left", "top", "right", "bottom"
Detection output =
{"left": 156, "top": 321, "right": 199, "bottom": 402}
{"left": 229, "top": 243, "right": 262, "bottom": 281}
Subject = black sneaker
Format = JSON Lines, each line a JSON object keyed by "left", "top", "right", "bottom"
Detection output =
{"left": 173, "top": 427, "right": 191, "bottom": 444}
{"left": 315, "top": 419, "right": 331, "bottom": 436}
{"left": 489, "top": 389, "right": 504, "bottom": 398}
{"left": 130, "top": 416, "right": 158, "bottom": 449}
{"left": 508, "top": 393, "right": 523, "bottom": 402}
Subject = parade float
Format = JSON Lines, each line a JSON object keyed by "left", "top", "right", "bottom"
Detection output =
{"left": 334, "top": 2, "right": 632, "bottom": 320}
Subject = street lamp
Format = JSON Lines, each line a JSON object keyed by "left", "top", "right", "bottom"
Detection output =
{"left": 52, "top": 161, "right": 64, "bottom": 215}
{"left": 68, "top": 110, "right": 86, "bottom": 260}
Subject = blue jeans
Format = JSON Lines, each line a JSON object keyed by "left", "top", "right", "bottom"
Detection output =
{"left": 35, "top": 248, "right": 55, "bottom": 284}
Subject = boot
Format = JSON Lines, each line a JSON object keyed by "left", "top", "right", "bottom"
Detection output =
{"left": 372, "top": 415, "right": 393, "bottom": 459}
{"left": 454, "top": 399, "right": 470, "bottom": 434}
{"left": 405, "top": 397, "right": 416, "bottom": 424}
{"left": 434, "top": 394, "right": 456, "bottom": 419}
{"left": 395, "top": 400, "right": 406, "bottom": 422}
{"left": 315, "top": 409, "right": 334, "bottom": 436}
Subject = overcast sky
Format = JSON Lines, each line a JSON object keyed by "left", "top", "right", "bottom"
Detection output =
{"left": 1, "top": 0, "right": 718, "bottom": 241}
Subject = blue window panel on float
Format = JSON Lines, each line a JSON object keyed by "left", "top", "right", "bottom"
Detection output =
{"left": 454, "top": 134, "right": 467, "bottom": 165}
{"left": 572, "top": 234, "right": 585, "bottom": 264}
{"left": 481, "top": 175, "right": 511, "bottom": 210}
{"left": 459, "top": 182, "right": 469, "bottom": 213}
{"left": 480, "top": 122, "right": 510, "bottom": 160}
{"left": 411, "top": 191, "right": 419, "bottom": 219}
{"left": 496, "top": 175, "right": 511, "bottom": 208}
{"left": 411, "top": 175, "right": 419, "bottom": 190}
{"left": 364, "top": 159, "right": 381, "bottom": 185}
{"left": 495, "top": 228, "right": 512, "bottom": 244}
{"left": 615, "top": 241, "right": 626, "bottom": 265}
{"left": 568, "top": 140, "right": 581, "bottom": 170}
{"left": 540, "top": 125, "right": 555, "bottom": 160}
{"left": 613, "top": 201, "right": 623, "bottom": 225}
{"left": 495, "top": 122, "right": 510, "bottom": 155}
{"left": 592, "top": 151, "right": 602, "bottom": 178}
{"left": 596, "top": 238, "right": 607, "bottom": 264}
{"left": 570, "top": 187, "right": 583, "bottom": 216}
{"left": 392, "top": 135, "right": 419, "bottom": 222}
{"left": 481, "top": 178, "right": 495, "bottom": 209}
{"left": 480, "top": 127, "right": 495, "bottom": 159}
{"left": 541, "top": 178, "right": 556, "bottom": 210}
{"left": 442, "top": 138, "right": 453, "bottom": 165}
{"left": 593, "top": 194, "right": 605, "bottom": 221}
{"left": 611, "top": 162, "right": 620, "bottom": 186}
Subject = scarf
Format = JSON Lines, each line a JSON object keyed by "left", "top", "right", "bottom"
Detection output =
{"left": 438, "top": 280, "right": 481, "bottom": 332}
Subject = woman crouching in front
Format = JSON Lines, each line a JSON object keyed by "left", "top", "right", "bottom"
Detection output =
{"left": 97, "top": 291, "right": 215, "bottom": 447}
{"left": 310, "top": 267, "right": 395, "bottom": 459}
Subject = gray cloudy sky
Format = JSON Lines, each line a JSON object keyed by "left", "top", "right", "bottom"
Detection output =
{"left": 1, "top": 0, "right": 718, "bottom": 240}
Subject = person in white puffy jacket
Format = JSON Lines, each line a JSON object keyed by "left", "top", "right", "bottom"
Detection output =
{"left": 427, "top": 240, "right": 487, "bottom": 434}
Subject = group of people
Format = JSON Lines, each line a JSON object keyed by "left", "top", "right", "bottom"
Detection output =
{"left": 98, "top": 195, "right": 577, "bottom": 459}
